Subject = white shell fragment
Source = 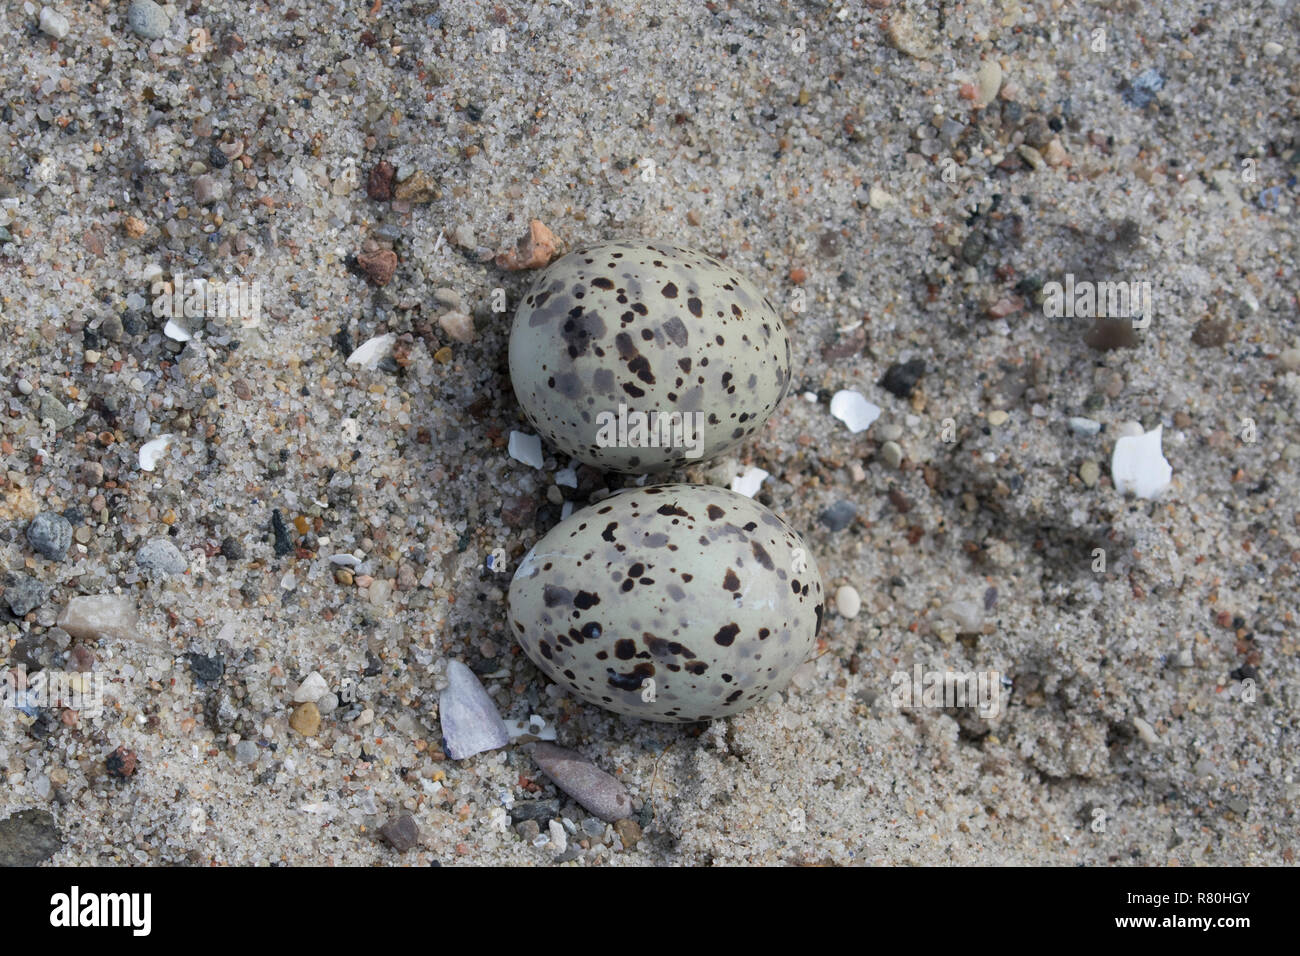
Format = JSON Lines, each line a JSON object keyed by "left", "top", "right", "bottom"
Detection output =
{"left": 1111, "top": 426, "right": 1172, "bottom": 499}
{"left": 730, "top": 465, "right": 769, "bottom": 498}
{"left": 138, "top": 434, "right": 174, "bottom": 471}
{"left": 345, "top": 332, "right": 396, "bottom": 369}
{"left": 508, "top": 430, "right": 544, "bottom": 469}
{"left": 439, "top": 660, "right": 509, "bottom": 760}
{"left": 503, "top": 714, "right": 557, "bottom": 744}
{"left": 163, "top": 318, "right": 192, "bottom": 342}
{"left": 830, "top": 389, "right": 881, "bottom": 433}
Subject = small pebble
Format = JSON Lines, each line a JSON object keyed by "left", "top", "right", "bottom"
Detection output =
{"left": 880, "top": 440, "right": 904, "bottom": 469}
{"left": 879, "top": 358, "right": 925, "bottom": 398}
{"left": 439, "top": 660, "right": 509, "bottom": 760}
{"left": 1079, "top": 460, "right": 1101, "bottom": 488}
{"left": 39, "top": 6, "right": 70, "bottom": 40}
{"left": 135, "top": 537, "right": 188, "bottom": 575}
{"left": 293, "top": 671, "right": 329, "bottom": 703}
{"left": 987, "top": 410, "right": 1008, "bottom": 426}
{"left": 234, "top": 741, "right": 259, "bottom": 765}
{"left": 438, "top": 310, "right": 476, "bottom": 344}
{"left": 819, "top": 500, "right": 857, "bottom": 532}
{"left": 289, "top": 702, "right": 321, "bottom": 737}
{"left": 974, "top": 60, "right": 1002, "bottom": 108}
{"left": 548, "top": 818, "right": 568, "bottom": 853}
{"left": 530, "top": 743, "right": 633, "bottom": 822}
{"left": 1277, "top": 348, "right": 1300, "bottom": 371}
{"left": 27, "top": 513, "right": 72, "bottom": 561}
{"left": 835, "top": 585, "right": 861, "bottom": 619}
{"left": 316, "top": 693, "right": 339, "bottom": 715}
{"left": 379, "top": 813, "right": 421, "bottom": 851}
{"left": 3, "top": 574, "right": 49, "bottom": 617}
{"left": 495, "top": 219, "right": 560, "bottom": 270}
{"left": 127, "top": 0, "right": 170, "bottom": 40}
{"left": 508, "top": 431, "right": 544, "bottom": 469}
{"left": 614, "top": 817, "right": 642, "bottom": 850}
{"left": 58, "top": 595, "right": 137, "bottom": 642}
{"left": 1067, "top": 416, "right": 1101, "bottom": 436}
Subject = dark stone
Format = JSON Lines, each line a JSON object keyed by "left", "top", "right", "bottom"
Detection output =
{"left": 509, "top": 798, "right": 562, "bottom": 825}
{"left": 879, "top": 358, "right": 926, "bottom": 398}
{"left": 0, "top": 809, "right": 63, "bottom": 866}
{"left": 819, "top": 500, "right": 857, "bottom": 532}
{"left": 188, "top": 653, "right": 225, "bottom": 684}
{"left": 26, "top": 512, "right": 72, "bottom": 561}
{"left": 219, "top": 535, "right": 245, "bottom": 560}
{"left": 3, "top": 573, "right": 49, "bottom": 616}
{"left": 270, "top": 509, "right": 293, "bottom": 557}
{"left": 379, "top": 813, "right": 420, "bottom": 851}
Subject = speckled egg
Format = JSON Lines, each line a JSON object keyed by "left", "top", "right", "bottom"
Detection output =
{"left": 509, "top": 240, "right": 792, "bottom": 473}
{"left": 507, "top": 483, "right": 823, "bottom": 722}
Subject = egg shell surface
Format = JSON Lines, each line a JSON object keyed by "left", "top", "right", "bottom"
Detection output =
{"left": 508, "top": 240, "right": 792, "bottom": 473}
{"left": 507, "top": 483, "right": 824, "bottom": 722}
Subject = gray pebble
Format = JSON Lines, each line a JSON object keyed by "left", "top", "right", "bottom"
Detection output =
{"left": 0, "top": 809, "right": 62, "bottom": 866}
{"left": 439, "top": 659, "right": 509, "bottom": 760}
{"left": 234, "top": 741, "right": 259, "bottom": 765}
{"left": 27, "top": 513, "right": 72, "bottom": 561}
{"left": 509, "top": 798, "right": 561, "bottom": 825}
{"left": 39, "top": 394, "right": 75, "bottom": 431}
{"left": 316, "top": 692, "right": 339, "bottom": 715}
{"left": 135, "top": 537, "right": 188, "bottom": 575}
{"left": 819, "top": 500, "right": 857, "bottom": 532}
{"left": 379, "top": 813, "right": 420, "bottom": 852}
{"left": 4, "top": 573, "right": 49, "bottom": 617}
{"left": 880, "top": 440, "right": 904, "bottom": 469}
{"left": 127, "top": 0, "right": 170, "bottom": 40}
{"left": 39, "top": 7, "right": 70, "bottom": 40}
{"left": 530, "top": 743, "right": 633, "bottom": 823}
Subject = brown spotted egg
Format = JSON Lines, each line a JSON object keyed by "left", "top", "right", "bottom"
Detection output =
{"left": 507, "top": 483, "right": 823, "bottom": 722}
{"left": 508, "top": 240, "right": 792, "bottom": 473}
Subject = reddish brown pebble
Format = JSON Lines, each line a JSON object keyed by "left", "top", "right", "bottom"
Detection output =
{"left": 106, "top": 746, "right": 137, "bottom": 778}
{"left": 68, "top": 644, "right": 95, "bottom": 673}
{"left": 357, "top": 248, "right": 398, "bottom": 287}
{"left": 379, "top": 813, "right": 420, "bottom": 851}
{"left": 789, "top": 267, "right": 808, "bottom": 284}
{"left": 367, "top": 161, "right": 395, "bottom": 201}
{"left": 495, "top": 219, "right": 560, "bottom": 270}
{"left": 987, "top": 295, "right": 1023, "bottom": 318}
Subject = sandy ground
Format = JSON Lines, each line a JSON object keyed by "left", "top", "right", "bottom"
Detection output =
{"left": 1, "top": 0, "right": 1297, "bottom": 866}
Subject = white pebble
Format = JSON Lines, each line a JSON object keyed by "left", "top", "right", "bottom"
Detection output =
{"left": 548, "top": 818, "right": 567, "bottom": 853}
{"left": 835, "top": 585, "right": 861, "bottom": 619}
{"left": 508, "top": 431, "right": 544, "bottom": 469}
{"left": 829, "top": 389, "right": 882, "bottom": 433}
{"left": 1111, "top": 426, "right": 1172, "bottom": 499}
{"left": 293, "top": 671, "right": 329, "bottom": 703}
{"left": 39, "top": 6, "right": 69, "bottom": 39}
{"left": 1067, "top": 416, "right": 1101, "bottom": 436}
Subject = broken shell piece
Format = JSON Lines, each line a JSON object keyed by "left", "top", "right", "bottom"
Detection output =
{"left": 163, "top": 318, "right": 192, "bottom": 342}
{"left": 508, "top": 431, "right": 544, "bottom": 469}
{"left": 830, "top": 389, "right": 882, "bottom": 433}
{"left": 504, "top": 714, "right": 558, "bottom": 744}
{"left": 730, "top": 466, "right": 769, "bottom": 498}
{"left": 1111, "top": 425, "right": 1172, "bottom": 499}
{"left": 439, "top": 660, "right": 509, "bottom": 760}
{"left": 346, "top": 333, "right": 396, "bottom": 369}
{"left": 138, "top": 434, "right": 174, "bottom": 472}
